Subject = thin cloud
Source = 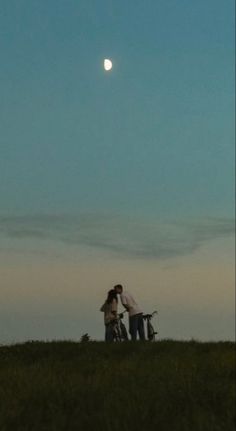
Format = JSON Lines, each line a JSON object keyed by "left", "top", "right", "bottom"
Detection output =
{"left": 0, "top": 214, "right": 234, "bottom": 260}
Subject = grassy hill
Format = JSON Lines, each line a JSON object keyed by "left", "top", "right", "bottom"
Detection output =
{"left": 0, "top": 340, "right": 235, "bottom": 431}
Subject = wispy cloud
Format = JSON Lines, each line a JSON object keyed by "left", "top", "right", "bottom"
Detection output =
{"left": 0, "top": 214, "right": 234, "bottom": 260}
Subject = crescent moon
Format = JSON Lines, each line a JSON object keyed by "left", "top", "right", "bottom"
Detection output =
{"left": 104, "top": 59, "right": 113, "bottom": 71}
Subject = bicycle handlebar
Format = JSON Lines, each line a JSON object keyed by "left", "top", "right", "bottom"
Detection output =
{"left": 143, "top": 311, "right": 158, "bottom": 320}
{"left": 118, "top": 310, "right": 157, "bottom": 320}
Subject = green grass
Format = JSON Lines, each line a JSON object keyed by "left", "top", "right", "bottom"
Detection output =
{"left": 0, "top": 340, "right": 235, "bottom": 431}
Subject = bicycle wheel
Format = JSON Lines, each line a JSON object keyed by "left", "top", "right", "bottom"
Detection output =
{"left": 147, "top": 322, "right": 156, "bottom": 341}
{"left": 120, "top": 321, "right": 129, "bottom": 341}
{"left": 113, "top": 323, "right": 122, "bottom": 342}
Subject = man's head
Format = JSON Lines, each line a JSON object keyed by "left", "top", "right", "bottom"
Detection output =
{"left": 114, "top": 284, "right": 123, "bottom": 294}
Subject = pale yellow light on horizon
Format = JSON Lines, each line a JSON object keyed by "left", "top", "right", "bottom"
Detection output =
{"left": 0, "top": 236, "right": 234, "bottom": 342}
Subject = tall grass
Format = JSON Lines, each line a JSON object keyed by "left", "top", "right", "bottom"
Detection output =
{"left": 0, "top": 340, "right": 235, "bottom": 431}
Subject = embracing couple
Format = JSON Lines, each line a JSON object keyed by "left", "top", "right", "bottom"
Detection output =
{"left": 100, "top": 284, "right": 145, "bottom": 342}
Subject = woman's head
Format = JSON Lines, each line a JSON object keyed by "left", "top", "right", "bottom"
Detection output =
{"left": 114, "top": 284, "right": 123, "bottom": 294}
{"left": 106, "top": 289, "right": 118, "bottom": 304}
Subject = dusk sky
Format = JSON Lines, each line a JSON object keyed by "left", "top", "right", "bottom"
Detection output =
{"left": 0, "top": 0, "right": 235, "bottom": 343}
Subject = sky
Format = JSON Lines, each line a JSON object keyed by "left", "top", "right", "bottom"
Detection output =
{"left": 0, "top": 0, "right": 235, "bottom": 343}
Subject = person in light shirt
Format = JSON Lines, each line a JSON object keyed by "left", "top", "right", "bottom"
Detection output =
{"left": 114, "top": 284, "right": 145, "bottom": 341}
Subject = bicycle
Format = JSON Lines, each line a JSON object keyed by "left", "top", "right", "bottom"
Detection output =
{"left": 112, "top": 312, "right": 129, "bottom": 342}
{"left": 143, "top": 311, "right": 158, "bottom": 341}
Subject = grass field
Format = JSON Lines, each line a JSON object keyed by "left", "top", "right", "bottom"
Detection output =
{"left": 0, "top": 340, "right": 235, "bottom": 431}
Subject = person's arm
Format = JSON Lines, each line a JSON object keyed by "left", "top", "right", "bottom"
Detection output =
{"left": 120, "top": 293, "right": 130, "bottom": 312}
{"left": 111, "top": 299, "right": 118, "bottom": 318}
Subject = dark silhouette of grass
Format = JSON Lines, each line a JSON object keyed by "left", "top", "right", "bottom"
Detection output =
{"left": 0, "top": 340, "right": 235, "bottom": 431}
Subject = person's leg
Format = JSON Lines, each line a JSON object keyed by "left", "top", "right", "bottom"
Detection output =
{"left": 105, "top": 324, "right": 109, "bottom": 342}
{"left": 137, "top": 314, "right": 145, "bottom": 340}
{"left": 105, "top": 323, "right": 114, "bottom": 342}
{"left": 129, "top": 315, "right": 138, "bottom": 341}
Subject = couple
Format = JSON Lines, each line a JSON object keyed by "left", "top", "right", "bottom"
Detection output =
{"left": 100, "top": 284, "right": 145, "bottom": 342}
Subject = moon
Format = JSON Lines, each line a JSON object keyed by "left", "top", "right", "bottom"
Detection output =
{"left": 104, "top": 58, "right": 113, "bottom": 71}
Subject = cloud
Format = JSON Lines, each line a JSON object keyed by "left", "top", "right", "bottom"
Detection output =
{"left": 0, "top": 214, "right": 234, "bottom": 260}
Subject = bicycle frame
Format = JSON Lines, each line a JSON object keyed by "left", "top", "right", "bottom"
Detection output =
{"left": 112, "top": 312, "right": 129, "bottom": 342}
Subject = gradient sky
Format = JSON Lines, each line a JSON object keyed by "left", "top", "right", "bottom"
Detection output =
{"left": 0, "top": 0, "right": 235, "bottom": 343}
